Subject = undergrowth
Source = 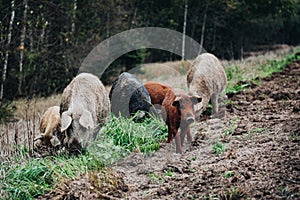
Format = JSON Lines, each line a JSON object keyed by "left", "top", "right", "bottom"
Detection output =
{"left": 0, "top": 150, "right": 104, "bottom": 199}
{"left": 0, "top": 100, "right": 16, "bottom": 122}
{"left": 0, "top": 114, "right": 167, "bottom": 199}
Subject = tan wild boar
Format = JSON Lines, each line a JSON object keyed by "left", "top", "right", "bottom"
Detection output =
{"left": 60, "top": 73, "right": 110, "bottom": 153}
{"left": 187, "top": 53, "right": 227, "bottom": 116}
{"left": 34, "top": 106, "right": 61, "bottom": 148}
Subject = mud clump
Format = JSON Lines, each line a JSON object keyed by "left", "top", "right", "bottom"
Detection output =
{"left": 36, "top": 169, "right": 129, "bottom": 200}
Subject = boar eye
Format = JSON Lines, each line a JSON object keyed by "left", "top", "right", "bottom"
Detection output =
{"left": 172, "top": 100, "right": 180, "bottom": 107}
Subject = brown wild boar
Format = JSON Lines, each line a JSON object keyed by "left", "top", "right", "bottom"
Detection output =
{"left": 60, "top": 73, "right": 110, "bottom": 153}
{"left": 144, "top": 81, "right": 172, "bottom": 105}
{"left": 162, "top": 88, "right": 201, "bottom": 153}
{"left": 187, "top": 53, "right": 227, "bottom": 116}
{"left": 34, "top": 106, "right": 61, "bottom": 148}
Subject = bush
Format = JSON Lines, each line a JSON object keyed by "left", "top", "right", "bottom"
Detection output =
{"left": 0, "top": 100, "right": 16, "bottom": 122}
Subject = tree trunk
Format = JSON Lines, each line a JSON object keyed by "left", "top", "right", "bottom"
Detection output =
{"left": 71, "top": 0, "right": 77, "bottom": 34}
{"left": 18, "top": 0, "right": 28, "bottom": 96}
{"left": 199, "top": 4, "right": 208, "bottom": 54}
{"left": 212, "top": 23, "right": 216, "bottom": 51}
{"left": 240, "top": 45, "right": 244, "bottom": 61}
{"left": 1, "top": 0, "right": 15, "bottom": 100}
{"left": 107, "top": 13, "right": 110, "bottom": 38}
{"left": 182, "top": 0, "right": 188, "bottom": 61}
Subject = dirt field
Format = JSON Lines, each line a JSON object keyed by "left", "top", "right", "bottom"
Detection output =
{"left": 38, "top": 58, "right": 300, "bottom": 199}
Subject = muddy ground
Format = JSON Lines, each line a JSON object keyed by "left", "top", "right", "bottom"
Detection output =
{"left": 39, "top": 59, "right": 300, "bottom": 199}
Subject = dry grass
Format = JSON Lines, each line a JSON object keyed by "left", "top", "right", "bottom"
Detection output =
{"left": 13, "top": 94, "right": 61, "bottom": 119}
{"left": 136, "top": 45, "right": 296, "bottom": 91}
{"left": 222, "top": 46, "right": 294, "bottom": 80}
{"left": 0, "top": 94, "right": 61, "bottom": 159}
{"left": 136, "top": 60, "right": 191, "bottom": 91}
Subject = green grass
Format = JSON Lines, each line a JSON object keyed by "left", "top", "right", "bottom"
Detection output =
{"left": 213, "top": 142, "right": 226, "bottom": 156}
{"left": 146, "top": 169, "right": 174, "bottom": 184}
{"left": 96, "top": 113, "right": 168, "bottom": 154}
{"left": 164, "top": 169, "right": 174, "bottom": 177}
{"left": 1, "top": 150, "right": 104, "bottom": 199}
{"left": 0, "top": 114, "right": 168, "bottom": 199}
{"left": 225, "top": 52, "right": 299, "bottom": 94}
{"left": 222, "top": 187, "right": 246, "bottom": 199}
{"left": 224, "top": 117, "right": 239, "bottom": 135}
{"left": 249, "top": 127, "right": 267, "bottom": 134}
{"left": 224, "top": 171, "right": 235, "bottom": 178}
{"left": 147, "top": 172, "right": 165, "bottom": 183}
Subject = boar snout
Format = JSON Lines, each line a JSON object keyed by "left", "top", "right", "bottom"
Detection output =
{"left": 186, "top": 115, "right": 195, "bottom": 124}
{"left": 185, "top": 112, "right": 195, "bottom": 124}
{"left": 66, "top": 136, "right": 82, "bottom": 153}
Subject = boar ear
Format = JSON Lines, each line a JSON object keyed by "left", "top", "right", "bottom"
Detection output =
{"left": 172, "top": 96, "right": 181, "bottom": 107}
{"left": 34, "top": 133, "right": 45, "bottom": 141}
{"left": 191, "top": 96, "right": 202, "bottom": 104}
{"left": 79, "top": 110, "right": 94, "bottom": 129}
{"left": 61, "top": 111, "right": 72, "bottom": 132}
{"left": 39, "top": 116, "right": 47, "bottom": 133}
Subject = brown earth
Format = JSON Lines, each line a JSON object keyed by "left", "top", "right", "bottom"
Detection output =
{"left": 38, "top": 59, "right": 300, "bottom": 199}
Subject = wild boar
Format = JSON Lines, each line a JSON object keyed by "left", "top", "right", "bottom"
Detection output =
{"left": 60, "top": 73, "right": 110, "bottom": 153}
{"left": 162, "top": 88, "right": 201, "bottom": 153}
{"left": 109, "top": 72, "right": 153, "bottom": 120}
{"left": 34, "top": 106, "right": 61, "bottom": 148}
{"left": 187, "top": 53, "right": 227, "bottom": 116}
{"left": 144, "top": 81, "right": 172, "bottom": 105}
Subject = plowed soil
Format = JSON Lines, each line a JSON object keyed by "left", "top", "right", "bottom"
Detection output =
{"left": 38, "top": 59, "right": 300, "bottom": 199}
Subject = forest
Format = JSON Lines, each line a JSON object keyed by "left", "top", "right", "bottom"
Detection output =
{"left": 0, "top": 0, "right": 300, "bottom": 100}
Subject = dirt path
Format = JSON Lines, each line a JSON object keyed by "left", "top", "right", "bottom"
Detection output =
{"left": 114, "top": 59, "right": 300, "bottom": 199}
{"left": 38, "top": 59, "right": 299, "bottom": 199}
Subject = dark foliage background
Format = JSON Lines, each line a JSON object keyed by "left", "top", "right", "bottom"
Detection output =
{"left": 0, "top": 0, "right": 299, "bottom": 99}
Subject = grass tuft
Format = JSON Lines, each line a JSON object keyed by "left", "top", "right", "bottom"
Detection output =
{"left": 0, "top": 150, "right": 104, "bottom": 199}
{"left": 92, "top": 114, "right": 168, "bottom": 156}
{"left": 224, "top": 117, "right": 239, "bottom": 135}
{"left": 213, "top": 142, "right": 226, "bottom": 156}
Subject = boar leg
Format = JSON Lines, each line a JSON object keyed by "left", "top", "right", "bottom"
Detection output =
{"left": 179, "top": 124, "right": 190, "bottom": 146}
{"left": 180, "top": 129, "right": 186, "bottom": 146}
{"left": 174, "top": 132, "right": 183, "bottom": 154}
{"left": 166, "top": 125, "right": 175, "bottom": 143}
{"left": 211, "top": 93, "right": 219, "bottom": 115}
{"left": 186, "top": 126, "right": 192, "bottom": 143}
{"left": 201, "top": 97, "right": 210, "bottom": 114}
{"left": 180, "top": 125, "right": 193, "bottom": 148}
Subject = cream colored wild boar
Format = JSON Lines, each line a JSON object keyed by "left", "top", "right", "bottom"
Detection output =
{"left": 34, "top": 106, "right": 61, "bottom": 148}
{"left": 60, "top": 73, "right": 110, "bottom": 153}
{"left": 187, "top": 53, "right": 227, "bottom": 116}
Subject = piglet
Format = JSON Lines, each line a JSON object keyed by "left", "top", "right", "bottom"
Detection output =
{"left": 162, "top": 88, "right": 201, "bottom": 153}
